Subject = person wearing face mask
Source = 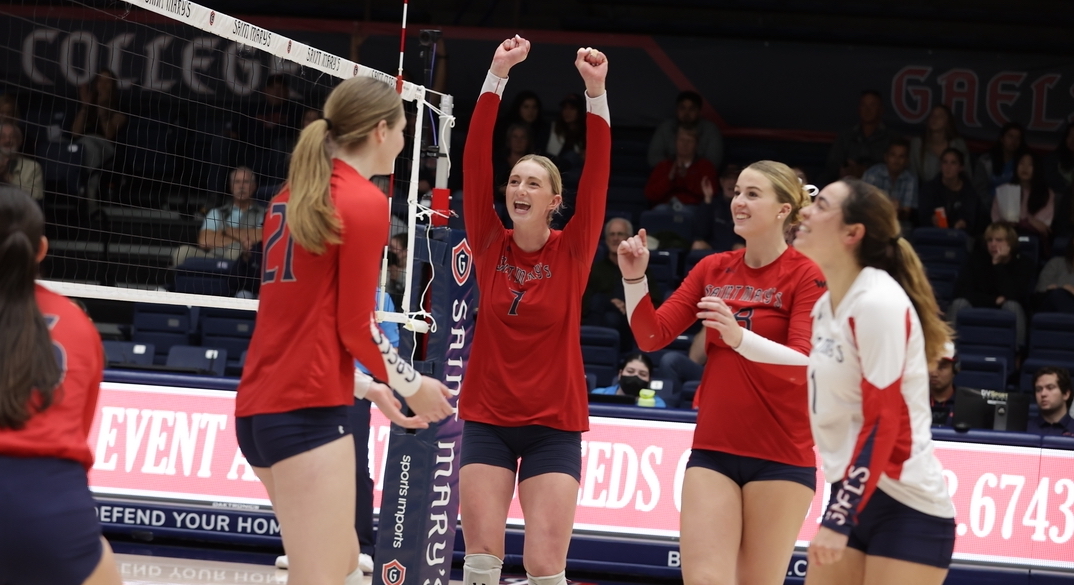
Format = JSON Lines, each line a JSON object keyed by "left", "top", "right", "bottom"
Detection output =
{"left": 619, "top": 160, "right": 825, "bottom": 585}
{"left": 458, "top": 37, "right": 610, "bottom": 585}
{"left": 591, "top": 354, "right": 666, "bottom": 407}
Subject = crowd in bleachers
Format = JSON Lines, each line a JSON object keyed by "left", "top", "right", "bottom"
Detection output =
{"left": 4, "top": 58, "right": 1074, "bottom": 435}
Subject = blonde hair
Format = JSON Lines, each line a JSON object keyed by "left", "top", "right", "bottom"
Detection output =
{"left": 513, "top": 154, "right": 563, "bottom": 225}
{"left": 840, "top": 179, "right": 953, "bottom": 365}
{"left": 744, "top": 160, "right": 812, "bottom": 227}
{"left": 286, "top": 77, "right": 403, "bottom": 254}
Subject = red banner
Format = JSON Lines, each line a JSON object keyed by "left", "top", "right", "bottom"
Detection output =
{"left": 88, "top": 382, "right": 1074, "bottom": 570}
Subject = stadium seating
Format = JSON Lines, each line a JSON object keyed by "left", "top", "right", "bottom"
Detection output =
{"left": 1019, "top": 313, "right": 1074, "bottom": 390}
{"left": 166, "top": 345, "right": 228, "bottom": 376}
{"left": 102, "top": 340, "right": 155, "bottom": 366}
{"left": 131, "top": 303, "right": 193, "bottom": 365}
{"left": 581, "top": 325, "right": 620, "bottom": 387}
{"left": 954, "top": 308, "right": 1017, "bottom": 381}
{"left": 199, "top": 308, "right": 257, "bottom": 375}
{"left": 955, "top": 355, "right": 1007, "bottom": 391}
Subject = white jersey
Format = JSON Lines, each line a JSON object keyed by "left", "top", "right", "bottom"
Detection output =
{"left": 808, "top": 267, "right": 954, "bottom": 534}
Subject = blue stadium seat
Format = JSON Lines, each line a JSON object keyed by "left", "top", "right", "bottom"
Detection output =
{"left": 1019, "top": 313, "right": 1074, "bottom": 390}
{"left": 955, "top": 308, "right": 1017, "bottom": 373}
{"left": 102, "top": 340, "right": 155, "bottom": 366}
{"left": 924, "top": 264, "right": 959, "bottom": 310}
{"left": 581, "top": 325, "right": 620, "bottom": 387}
{"left": 955, "top": 355, "right": 1007, "bottom": 391}
{"left": 585, "top": 372, "right": 597, "bottom": 393}
{"left": 640, "top": 209, "right": 695, "bottom": 244}
{"left": 41, "top": 141, "right": 85, "bottom": 197}
{"left": 174, "top": 257, "right": 235, "bottom": 297}
{"left": 910, "top": 227, "right": 968, "bottom": 268}
{"left": 132, "top": 304, "right": 192, "bottom": 365}
{"left": 681, "top": 380, "right": 700, "bottom": 407}
{"left": 1017, "top": 234, "right": 1040, "bottom": 267}
{"left": 166, "top": 345, "right": 228, "bottom": 376}
{"left": 684, "top": 248, "right": 717, "bottom": 277}
{"left": 199, "top": 308, "right": 257, "bottom": 375}
{"left": 647, "top": 249, "right": 680, "bottom": 291}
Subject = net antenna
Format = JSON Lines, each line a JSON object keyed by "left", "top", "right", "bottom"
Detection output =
{"left": 23, "top": 0, "right": 455, "bottom": 336}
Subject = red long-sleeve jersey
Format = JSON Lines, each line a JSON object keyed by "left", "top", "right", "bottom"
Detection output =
{"left": 459, "top": 72, "right": 610, "bottom": 432}
{"left": 627, "top": 248, "right": 825, "bottom": 467}
{"left": 0, "top": 285, "right": 103, "bottom": 470}
{"left": 236, "top": 160, "right": 421, "bottom": 417}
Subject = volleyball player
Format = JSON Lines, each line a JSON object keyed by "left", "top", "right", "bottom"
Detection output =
{"left": 458, "top": 37, "right": 609, "bottom": 585}
{"left": 619, "top": 161, "right": 824, "bottom": 585}
{"left": 794, "top": 179, "right": 955, "bottom": 584}
{"left": 234, "top": 77, "right": 454, "bottom": 584}
{"left": 0, "top": 186, "right": 122, "bottom": 585}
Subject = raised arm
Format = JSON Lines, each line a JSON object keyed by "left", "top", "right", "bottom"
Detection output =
{"left": 564, "top": 47, "right": 611, "bottom": 260}
{"left": 620, "top": 229, "right": 703, "bottom": 350}
{"left": 463, "top": 36, "right": 530, "bottom": 252}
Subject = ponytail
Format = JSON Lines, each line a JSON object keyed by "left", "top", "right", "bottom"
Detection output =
{"left": 840, "top": 179, "right": 953, "bottom": 366}
{"left": 284, "top": 76, "right": 404, "bottom": 254}
{"left": 286, "top": 118, "right": 340, "bottom": 254}
{"left": 0, "top": 187, "right": 61, "bottom": 429}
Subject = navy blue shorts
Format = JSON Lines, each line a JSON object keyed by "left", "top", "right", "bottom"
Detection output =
{"left": 461, "top": 421, "right": 582, "bottom": 482}
{"left": 236, "top": 405, "right": 352, "bottom": 468}
{"left": 686, "top": 449, "right": 817, "bottom": 491}
{"left": 0, "top": 456, "right": 103, "bottom": 585}
{"left": 835, "top": 485, "right": 956, "bottom": 569}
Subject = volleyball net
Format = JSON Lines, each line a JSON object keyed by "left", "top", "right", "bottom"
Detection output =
{"left": 4, "top": 0, "right": 454, "bottom": 338}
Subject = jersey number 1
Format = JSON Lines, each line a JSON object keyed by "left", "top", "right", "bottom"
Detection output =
{"left": 263, "top": 202, "right": 296, "bottom": 284}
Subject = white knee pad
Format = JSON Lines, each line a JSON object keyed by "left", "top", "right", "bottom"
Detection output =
{"left": 527, "top": 571, "right": 567, "bottom": 585}
{"left": 463, "top": 553, "right": 503, "bottom": 585}
{"left": 344, "top": 566, "right": 364, "bottom": 585}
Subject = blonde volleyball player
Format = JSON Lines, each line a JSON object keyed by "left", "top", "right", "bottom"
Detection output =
{"left": 458, "top": 37, "right": 610, "bottom": 585}
{"left": 0, "top": 186, "right": 122, "bottom": 585}
{"left": 619, "top": 161, "right": 824, "bottom": 585}
{"left": 234, "top": 77, "right": 454, "bottom": 585}
{"left": 795, "top": 179, "right": 956, "bottom": 584}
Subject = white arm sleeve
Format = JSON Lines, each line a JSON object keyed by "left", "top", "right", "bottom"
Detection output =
{"left": 585, "top": 91, "right": 610, "bottom": 126}
{"left": 623, "top": 278, "right": 649, "bottom": 324}
{"left": 733, "top": 328, "right": 809, "bottom": 366}
{"left": 482, "top": 70, "right": 508, "bottom": 97}
{"left": 353, "top": 370, "right": 373, "bottom": 400}
{"left": 370, "top": 319, "right": 422, "bottom": 397}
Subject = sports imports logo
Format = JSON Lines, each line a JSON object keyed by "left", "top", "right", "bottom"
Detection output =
{"left": 452, "top": 239, "right": 472, "bottom": 286}
{"left": 382, "top": 559, "right": 406, "bottom": 585}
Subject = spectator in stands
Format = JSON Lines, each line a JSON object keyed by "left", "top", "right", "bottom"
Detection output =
{"left": 992, "top": 152, "right": 1055, "bottom": 241}
{"left": 918, "top": 148, "right": 978, "bottom": 233}
{"left": 862, "top": 138, "right": 918, "bottom": 230}
{"left": 656, "top": 332, "right": 705, "bottom": 405}
{"left": 173, "top": 167, "right": 266, "bottom": 266}
{"left": 823, "top": 90, "right": 897, "bottom": 183}
{"left": 648, "top": 90, "right": 723, "bottom": 169}
{"left": 237, "top": 74, "right": 303, "bottom": 152}
{"left": 493, "top": 123, "right": 533, "bottom": 197}
{"left": 591, "top": 353, "right": 665, "bottom": 407}
{"left": 645, "top": 126, "right": 718, "bottom": 209}
{"left": 386, "top": 233, "right": 408, "bottom": 305}
{"left": 1035, "top": 240, "right": 1074, "bottom": 313}
{"left": 583, "top": 217, "right": 661, "bottom": 351}
{"left": 545, "top": 93, "right": 586, "bottom": 161}
{"left": 1026, "top": 367, "right": 1073, "bottom": 436}
{"left": 494, "top": 90, "right": 549, "bottom": 156}
{"left": 973, "top": 122, "right": 1026, "bottom": 209}
{"left": 947, "top": 222, "right": 1035, "bottom": 345}
{"left": 693, "top": 161, "right": 742, "bottom": 251}
{"left": 0, "top": 122, "right": 43, "bottom": 201}
{"left": 71, "top": 69, "right": 126, "bottom": 205}
{"left": 929, "top": 342, "right": 957, "bottom": 427}
{"left": 1044, "top": 123, "right": 1074, "bottom": 198}
{"left": 910, "top": 104, "right": 970, "bottom": 184}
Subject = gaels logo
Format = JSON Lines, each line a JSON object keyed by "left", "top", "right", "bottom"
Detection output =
{"left": 382, "top": 559, "right": 406, "bottom": 585}
{"left": 452, "top": 239, "right": 472, "bottom": 286}
{"left": 208, "top": 10, "right": 215, "bottom": 24}
{"left": 286, "top": 40, "right": 292, "bottom": 53}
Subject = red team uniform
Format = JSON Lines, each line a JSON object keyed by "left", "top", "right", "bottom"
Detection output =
{"left": 459, "top": 72, "right": 610, "bottom": 432}
{"left": 0, "top": 285, "right": 103, "bottom": 468}
{"left": 628, "top": 248, "right": 826, "bottom": 467}
{"left": 237, "top": 160, "right": 420, "bottom": 418}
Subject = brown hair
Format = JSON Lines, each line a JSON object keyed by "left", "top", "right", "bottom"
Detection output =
{"left": 0, "top": 186, "right": 62, "bottom": 429}
{"left": 513, "top": 154, "right": 564, "bottom": 225}
{"left": 286, "top": 77, "right": 403, "bottom": 254}
{"left": 745, "top": 160, "right": 813, "bottom": 228}
{"left": 1034, "top": 366, "right": 1073, "bottom": 408}
{"left": 983, "top": 222, "right": 1019, "bottom": 263}
{"left": 840, "top": 179, "right": 953, "bottom": 365}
